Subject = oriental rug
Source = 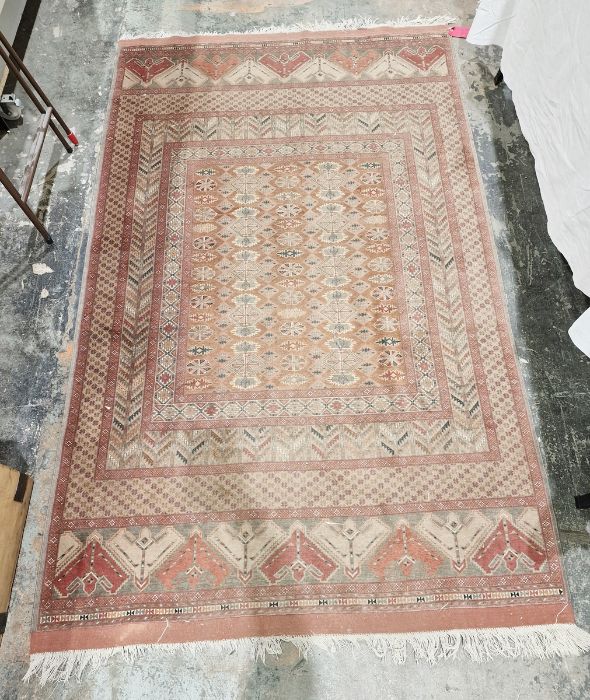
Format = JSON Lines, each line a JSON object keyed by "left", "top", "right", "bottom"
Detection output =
{"left": 29, "top": 24, "right": 590, "bottom": 679}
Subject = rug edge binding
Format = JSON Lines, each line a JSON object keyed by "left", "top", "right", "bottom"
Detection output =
{"left": 24, "top": 624, "right": 590, "bottom": 685}
{"left": 118, "top": 15, "right": 458, "bottom": 41}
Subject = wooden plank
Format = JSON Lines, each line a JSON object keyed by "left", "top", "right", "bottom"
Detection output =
{"left": 0, "top": 64, "right": 8, "bottom": 95}
{"left": 20, "top": 105, "right": 52, "bottom": 201}
{"left": 0, "top": 463, "right": 33, "bottom": 646}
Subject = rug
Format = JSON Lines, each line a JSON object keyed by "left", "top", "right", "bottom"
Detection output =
{"left": 28, "top": 24, "right": 590, "bottom": 680}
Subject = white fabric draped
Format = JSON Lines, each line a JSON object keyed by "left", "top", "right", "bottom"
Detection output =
{"left": 468, "top": 0, "right": 590, "bottom": 357}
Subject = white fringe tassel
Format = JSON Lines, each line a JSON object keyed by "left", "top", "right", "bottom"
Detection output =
{"left": 24, "top": 624, "right": 590, "bottom": 686}
{"left": 118, "top": 15, "right": 457, "bottom": 41}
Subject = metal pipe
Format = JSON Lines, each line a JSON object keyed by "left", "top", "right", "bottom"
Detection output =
{"left": 0, "top": 29, "right": 76, "bottom": 144}
{"left": 0, "top": 166, "right": 52, "bottom": 244}
{"left": 0, "top": 40, "right": 72, "bottom": 153}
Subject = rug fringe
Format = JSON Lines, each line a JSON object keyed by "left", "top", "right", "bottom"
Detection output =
{"left": 24, "top": 624, "right": 590, "bottom": 686}
{"left": 118, "top": 15, "right": 457, "bottom": 41}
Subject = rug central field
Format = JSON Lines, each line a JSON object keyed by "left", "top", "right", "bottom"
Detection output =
{"left": 32, "top": 26, "right": 575, "bottom": 658}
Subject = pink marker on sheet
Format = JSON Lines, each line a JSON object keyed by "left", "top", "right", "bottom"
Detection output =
{"left": 448, "top": 25, "right": 470, "bottom": 39}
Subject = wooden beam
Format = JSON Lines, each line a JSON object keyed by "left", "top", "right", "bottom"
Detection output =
{"left": 20, "top": 105, "right": 52, "bottom": 201}
{"left": 0, "top": 463, "right": 33, "bottom": 646}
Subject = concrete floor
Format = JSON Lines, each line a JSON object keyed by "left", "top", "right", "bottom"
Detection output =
{"left": 0, "top": 0, "right": 589, "bottom": 697}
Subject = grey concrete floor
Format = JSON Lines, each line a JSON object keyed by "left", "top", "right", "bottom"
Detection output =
{"left": 0, "top": 0, "right": 589, "bottom": 698}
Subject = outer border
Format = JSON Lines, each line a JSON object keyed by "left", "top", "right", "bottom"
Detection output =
{"left": 30, "top": 25, "right": 575, "bottom": 655}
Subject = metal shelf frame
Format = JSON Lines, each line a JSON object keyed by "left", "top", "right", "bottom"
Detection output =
{"left": 0, "top": 29, "right": 78, "bottom": 244}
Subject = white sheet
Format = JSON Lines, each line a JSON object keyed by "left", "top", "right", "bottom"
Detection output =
{"left": 468, "top": 0, "right": 590, "bottom": 357}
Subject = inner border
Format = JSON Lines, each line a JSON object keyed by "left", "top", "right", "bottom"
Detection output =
{"left": 143, "top": 132, "right": 454, "bottom": 430}
{"left": 175, "top": 153, "right": 415, "bottom": 402}
{"left": 93, "top": 113, "right": 505, "bottom": 478}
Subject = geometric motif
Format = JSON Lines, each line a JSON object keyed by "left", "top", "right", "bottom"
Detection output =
{"left": 177, "top": 158, "right": 406, "bottom": 395}
{"left": 33, "top": 27, "right": 573, "bottom": 657}
{"left": 50, "top": 508, "right": 548, "bottom": 600}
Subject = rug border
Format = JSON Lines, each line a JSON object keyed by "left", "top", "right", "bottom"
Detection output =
{"left": 444, "top": 37, "right": 577, "bottom": 612}
{"left": 31, "top": 603, "right": 574, "bottom": 654}
{"left": 29, "top": 25, "right": 579, "bottom": 659}
{"left": 443, "top": 39, "right": 578, "bottom": 617}
{"left": 27, "top": 37, "right": 129, "bottom": 633}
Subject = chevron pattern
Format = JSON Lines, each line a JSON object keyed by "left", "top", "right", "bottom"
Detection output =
{"left": 34, "top": 29, "right": 570, "bottom": 652}
{"left": 52, "top": 508, "right": 547, "bottom": 599}
{"left": 122, "top": 39, "right": 449, "bottom": 89}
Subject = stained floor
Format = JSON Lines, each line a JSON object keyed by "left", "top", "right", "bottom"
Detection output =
{"left": 0, "top": 0, "right": 589, "bottom": 698}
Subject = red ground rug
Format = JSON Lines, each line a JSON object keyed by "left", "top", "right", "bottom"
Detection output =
{"left": 28, "top": 24, "right": 590, "bottom": 680}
